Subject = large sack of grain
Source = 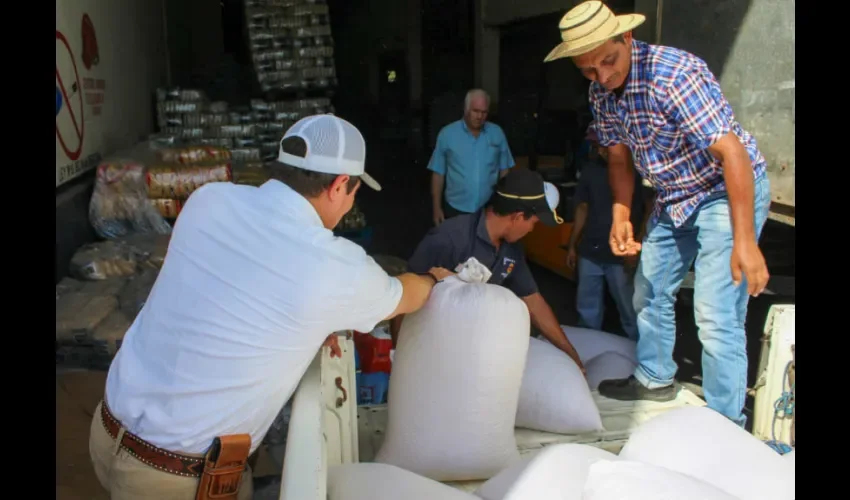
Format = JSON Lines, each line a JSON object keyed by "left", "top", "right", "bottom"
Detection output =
{"left": 584, "top": 351, "right": 638, "bottom": 390}
{"left": 374, "top": 276, "right": 530, "bottom": 482}
{"left": 475, "top": 444, "right": 617, "bottom": 500}
{"left": 619, "top": 406, "right": 796, "bottom": 500}
{"left": 515, "top": 337, "right": 603, "bottom": 434}
{"left": 560, "top": 325, "right": 637, "bottom": 363}
{"left": 328, "top": 463, "right": 477, "bottom": 500}
{"left": 582, "top": 460, "right": 737, "bottom": 500}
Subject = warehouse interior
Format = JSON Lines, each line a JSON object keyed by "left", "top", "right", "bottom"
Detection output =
{"left": 56, "top": 0, "right": 795, "bottom": 497}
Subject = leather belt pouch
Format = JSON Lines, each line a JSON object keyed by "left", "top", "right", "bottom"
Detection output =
{"left": 195, "top": 434, "right": 251, "bottom": 500}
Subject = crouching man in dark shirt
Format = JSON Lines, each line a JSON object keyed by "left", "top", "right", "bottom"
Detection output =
{"left": 393, "top": 169, "right": 585, "bottom": 372}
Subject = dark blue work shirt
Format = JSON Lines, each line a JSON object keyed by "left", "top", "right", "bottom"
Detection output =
{"left": 574, "top": 157, "right": 645, "bottom": 265}
{"left": 407, "top": 210, "right": 538, "bottom": 298}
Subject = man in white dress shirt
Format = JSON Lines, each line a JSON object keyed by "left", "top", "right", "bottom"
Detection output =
{"left": 88, "top": 114, "right": 451, "bottom": 499}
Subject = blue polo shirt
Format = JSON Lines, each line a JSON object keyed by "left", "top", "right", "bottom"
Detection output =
{"left": 427, "top": 120, "right": 515, "bottom": 213}
{"left": 407, "top": 210, "right": 538, "bottom": 298}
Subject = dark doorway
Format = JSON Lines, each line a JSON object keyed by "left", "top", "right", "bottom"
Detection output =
{"left": 422, "top": 0, "right": 475, "bottom": 149}
{"left": 376, "top": 50, "right": 410, "bottom": 141}
{"left": 221, "top": 0, "right": 249, "bottom": 65}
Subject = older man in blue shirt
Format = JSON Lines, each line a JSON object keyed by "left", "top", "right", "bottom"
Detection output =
{"left": 428, "top": 89, "right": 515, "bottom": 225}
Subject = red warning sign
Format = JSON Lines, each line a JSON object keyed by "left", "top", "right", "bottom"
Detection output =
{"left": 56, "top": 30, "right": 85, "bottom": 161}
{"left": 82, "top": 14, "right": 99, "bottom": 70}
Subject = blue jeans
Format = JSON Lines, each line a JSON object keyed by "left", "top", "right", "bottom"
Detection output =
{"left": 632, "top": 176, "right": 771, "bottom": 426}
{"left": 576, "top": 257, "right": 638, "bottom": 340}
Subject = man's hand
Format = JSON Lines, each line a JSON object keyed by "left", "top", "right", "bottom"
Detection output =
{"left": 428, "top": 266, "right": 455, "bottom": 282}
{"left": 323, "top": 334, "right": 341, "bottom": 358}
{"left": 566, "top": 245, "right": 578, "bottom": 270}
{"left": 731, "top": 240, "right": 769, "bottom": 296}
{"left": 433, "top": 207, "right": 445, "bottom": 226}
{"left": 609, "top": 218, "right": 641, "bottom": 257}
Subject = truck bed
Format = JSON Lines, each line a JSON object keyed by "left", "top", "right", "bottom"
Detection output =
{"left": 356, "top": 388, "right": 706, "bottom": 492}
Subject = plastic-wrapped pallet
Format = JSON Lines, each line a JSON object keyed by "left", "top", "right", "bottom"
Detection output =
{"left": 70, "top": 240, "right": 142, "bottom": 280}
{"left": 515, "top": 337, "right": 604, "bottom": 434}
{"left": 619, "top": 406, "right": 796, "bottom": 500}
{"left": 374, "top": 275, "right": 530, "bottom": 482}
{"left": 89, "top": 157, "right": 173, "bottom": 239}
{"left": 69, "top": 236, "right": 170, "bottom": 280}
{"left": 475, "top": 444, "right": 618, "bottom": 500}
{"left": 328, "top": 463, "right": 478, "bottom": 500}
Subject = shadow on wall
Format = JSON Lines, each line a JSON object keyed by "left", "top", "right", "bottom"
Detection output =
{"left": 657, "top": 0, "right": 752, "bottom": 79}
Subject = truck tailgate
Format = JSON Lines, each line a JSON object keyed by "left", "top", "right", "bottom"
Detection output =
{"left": 356, "top": 388, "right": 706, "bottom": 492}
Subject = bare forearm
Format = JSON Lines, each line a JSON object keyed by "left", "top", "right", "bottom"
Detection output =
{"left": 722, "top": 153, "right": 757, "bottom": 243}
{"left": 430, "top": 173, "right": 445, "bottom": 208}
{"left": 609, "top": 159, "right": 634, "bottom": 221}
{"left": 523, "top": 294, "right": 579, "bottom": 358}
{"left": 385, "top": 273, "right": 435, "bottom": 319}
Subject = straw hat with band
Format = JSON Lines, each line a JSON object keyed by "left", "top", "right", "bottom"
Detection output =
{"left": 543, "top": 1, "right": 645, "bottom": 63}
{"left": 493, "top": 169, "right": 563, "bottom": 227}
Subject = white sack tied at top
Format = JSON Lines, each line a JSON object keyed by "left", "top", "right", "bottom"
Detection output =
{"left": 454, "top": 256, "right": 492, "bottom": 284}
{"left": 374, "top": 271, "right": 530, "bottom": 481}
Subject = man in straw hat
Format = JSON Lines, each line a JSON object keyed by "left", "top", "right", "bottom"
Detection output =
{"left": 545, "top": 1, "right": 771, "bottom": 427}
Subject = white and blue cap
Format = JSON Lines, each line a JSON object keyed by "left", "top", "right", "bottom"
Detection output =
{"left": 275, "top": 114, "right": 382, "bottom": 191}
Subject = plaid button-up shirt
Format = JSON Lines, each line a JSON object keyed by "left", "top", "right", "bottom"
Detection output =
{"left": 590, "top": 40, "right": 767, "bottom": 227}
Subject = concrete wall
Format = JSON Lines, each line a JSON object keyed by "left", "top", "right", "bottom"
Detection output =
{"left": 659, "top": 0, "right": 795, "bottom": 207}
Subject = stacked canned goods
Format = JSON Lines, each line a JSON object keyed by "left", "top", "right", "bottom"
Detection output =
{"left": 155, "top": 87, "right": 334, "bottom": 163}
{"left": 245, "top": 0, "right": 338, "bottom": 92}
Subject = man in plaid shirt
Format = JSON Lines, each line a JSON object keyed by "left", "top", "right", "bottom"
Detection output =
{"left": 545, "top": 1, "right": 771, "bottom": 426}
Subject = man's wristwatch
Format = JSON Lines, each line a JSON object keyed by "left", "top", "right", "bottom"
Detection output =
{"left": 417, "top": 271, "right": 440, "bottom": 284}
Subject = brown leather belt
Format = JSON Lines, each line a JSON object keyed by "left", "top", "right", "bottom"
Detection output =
{"left": 100, "top": 400, "right": 205, "bottom": 478}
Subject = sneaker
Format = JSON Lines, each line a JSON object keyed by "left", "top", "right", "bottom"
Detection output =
{"left": 598, "top": 375, "right": 679, "bottom": 402}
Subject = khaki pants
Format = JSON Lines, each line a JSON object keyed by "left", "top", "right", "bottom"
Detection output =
{"left": 89, "top": 402, "right": 254, "bottom": 500}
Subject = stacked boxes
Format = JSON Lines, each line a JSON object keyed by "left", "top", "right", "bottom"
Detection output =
{"left": 245, "top": 0, "right": 337, "bottom": 93}
{"left": 155, "top": 88, "right": 335, "bottom": 164}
